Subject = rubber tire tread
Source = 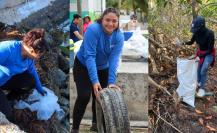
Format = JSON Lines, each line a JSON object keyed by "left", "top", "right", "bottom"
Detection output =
{"left": 96, "top": 88, "right": 130, "bottom": 133}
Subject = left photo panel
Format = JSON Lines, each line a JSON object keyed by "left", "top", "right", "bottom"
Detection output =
{"left": 0, "top": 0, "right": 70, "bottom": 133}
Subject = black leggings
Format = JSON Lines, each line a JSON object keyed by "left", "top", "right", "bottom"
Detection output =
{"left": 0, "top": 71, "right": 35, "bottom": 121}
{"left": 72, "top": 57, "right": 108, "bottom": 130}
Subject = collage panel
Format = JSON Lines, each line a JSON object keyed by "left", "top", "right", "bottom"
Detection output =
{"left": 148, "top": 0, "right": 217, "bottom": 132}
{"left": 0, "top": 0, "right": 70, "bottom": 132}
{"left": 70, "top": 0, "right": 148, "bottom": 133}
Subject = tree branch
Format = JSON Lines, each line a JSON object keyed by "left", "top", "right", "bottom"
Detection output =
{"left": 148, "top": 76, "right": 172, "bottom": 96}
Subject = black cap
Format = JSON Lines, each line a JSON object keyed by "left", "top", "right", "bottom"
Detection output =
{"left": 190, "top": 16, "right": 205, "bottom": 33}
{"left": 130, "top": 14, "right": 137, "bottom": 20}
{"left": 73, "top": 14, "right": 81, "bottom": 20}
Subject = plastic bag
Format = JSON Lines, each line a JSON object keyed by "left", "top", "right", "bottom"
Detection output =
{"left": 14, "top": 87, "right": 64, "bottom": 121}
{"left": 74, "top": 40, "right": 83, "bottom": 54}
{"left": 124, "top": 30, "right": 148, "bottom": 58}
{"left": 176, "top": 58, "right": 198, "bottom": 107}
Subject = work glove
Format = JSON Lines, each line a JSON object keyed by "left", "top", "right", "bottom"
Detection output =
{"left": 198, "top": 53, "right": 205, "bottom": 58}
{"left": 195, "top": 56, "right": 200, "bottom": 62}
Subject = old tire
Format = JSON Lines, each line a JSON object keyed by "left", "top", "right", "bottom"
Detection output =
{"left": 96, "top": 87, "right": 130, "bottom": 133}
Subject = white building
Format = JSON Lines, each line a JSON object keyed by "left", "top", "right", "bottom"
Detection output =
{"left": 70, "top": 0, "right": 106, "bottom": 21}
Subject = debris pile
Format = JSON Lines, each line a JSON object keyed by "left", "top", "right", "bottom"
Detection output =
{"left": 149, "top": 28, "right": 217, "bottom": 132}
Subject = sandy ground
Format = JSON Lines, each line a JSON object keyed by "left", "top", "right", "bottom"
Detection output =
{"left": 79, "top": 124, "right": 148, "bottom": 133}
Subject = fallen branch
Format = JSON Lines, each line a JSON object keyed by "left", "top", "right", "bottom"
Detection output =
{"left": 149, "top": 37, "right": 192, "bottom": 63}
{"left": 153, "top": 111, "right": 183, "bottom": 133}
{"left": 149, "top": 54, "right": 159, "bottom": 74}
{"left": 163, "top": 55, "right": 176, "bottom": 63}
{"left": 0, "top": 31, "right": 23, "bottom": 41}
{"left": 149, "top": 37, "right": 167, "bottom": 49}
{"left": 148, "top": 76, "right": 172, "bottom": 96}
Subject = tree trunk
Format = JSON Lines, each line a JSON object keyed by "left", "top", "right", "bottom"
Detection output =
{"left": 77, "top": 0, "right": 83, "bottom": 35}
{"left": 132, "top": 0, "right": 136, "bottom": 15}
{"left": 77, "top": 0, "right": 82, "bottom": 16}
{"left": 118, "top": 0, "right": 121, "bottom": 9}
{"left": 191, "top": 0, "right": 197, "bottom": 19}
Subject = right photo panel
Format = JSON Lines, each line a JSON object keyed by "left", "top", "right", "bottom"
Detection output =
{"left": 148, "top": 0, "right": 217, "bottom": 132}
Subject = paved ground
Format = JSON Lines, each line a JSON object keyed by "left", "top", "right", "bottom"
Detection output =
{"left": 79, "top": 124, "right": 148, "bottom": 133}
{"left": 70, "top": 119, "right": 148, "bottom": 133}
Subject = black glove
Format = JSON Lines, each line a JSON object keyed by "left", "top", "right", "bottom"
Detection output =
{"left": 198, "top": 53, "right": 205, "bottom": 58}
{"left": 37, "top": 89, "right": 47, "bottom": 96}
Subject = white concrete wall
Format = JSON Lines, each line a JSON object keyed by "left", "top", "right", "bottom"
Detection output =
{"left": 90, "top": 0, "right": 105, "bottom": 12}
{"left": 70, "top": 0, "right": 89, "bottom": 12}
{"left": 0, "top": 0, "right": 25, "bottom": 9}
{"left": 70, "top": 0, "right": 105, "bottom": 13}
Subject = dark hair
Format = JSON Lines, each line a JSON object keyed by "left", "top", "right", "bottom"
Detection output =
{"left": 83, "top": 15, "right": 91, "bottom": 22}
{"left": 73, "top": 14, "right": 81, "bottom": 20}
{"left": 130, "top": 14, "right": 137, "bottom": 20}
{"left": 96, "top": 7, "right": 120, "bottom": 30}
{"left": 22, "top": 28, "right": 47, "bottom": 54}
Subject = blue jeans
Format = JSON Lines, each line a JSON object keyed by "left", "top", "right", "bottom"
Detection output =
{"left": 197, "top": 55, "right": 213, "bottom": 90}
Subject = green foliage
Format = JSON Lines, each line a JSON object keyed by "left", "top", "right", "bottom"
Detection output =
{"left": 106, "top": 0, "right": 148, "bottom": 15}
{"left": 134, "top": 0, "right": 149, "bottom": 15}
{"left": 148, "top": 0, "right": 217, "bottom": 41}
{"left": 106, "top": 0, "right": 118, "bottom": 8}
{"left": 148, "top": 0, "right": 194, "bottom": 41}
{"left": 121, "top": 0, "right": 133, "bottom": 10}
{"left": 155, "top": 0, "right": 171, "bottom": 7}
{"left": 199, "top": 2, "right": 217, "bottom": 18}
{"left": 179, "top": 0, "right": 202, "bottom": 4}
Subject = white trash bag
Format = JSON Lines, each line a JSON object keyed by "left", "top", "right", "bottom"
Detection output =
{"left": 176, "top": 58, "right": 198, "bottom": 107}
{"left": 74, "top": 40, "right": 83, "bottom": 54}
{"left": 14, "top": 87, "right": 64, "bottom": 121}
{"left": 124, "top": 31, "right": 148, "bottom": 58}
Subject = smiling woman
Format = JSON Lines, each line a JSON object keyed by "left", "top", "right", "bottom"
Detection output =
{"left": 96, "top": 7, "right": 120, "bottom": 34}
{"left": 71, "top": 7, "right": 124, "bottom": 133}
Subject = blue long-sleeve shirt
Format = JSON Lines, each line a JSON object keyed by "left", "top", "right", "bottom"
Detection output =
{"left": 76, "top": 23, "right": 124, "bottom": 85}
{"left": 0, "top": 41, "right": 43, "bottom": 92}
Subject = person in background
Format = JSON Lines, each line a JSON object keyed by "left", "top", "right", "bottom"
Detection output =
{"left": 124, "top": 14, "right": 140, "bottom": 31}
{"left": 0, "top": 28, "right": 48, "bottom": 121}
{"left": 70, "top": 14, "right": 83, "bottom": 68}
{"left": 71, "top": 7, "right": 124, "bottom": 133}
{"left": 181, "top": 16, "right": 215, "bottom": 97}
{"left": 83, "top": 15, "right": 91, "bottom": 34}
{"left": 70, "top": 14, "right": 83, "bottom": 42}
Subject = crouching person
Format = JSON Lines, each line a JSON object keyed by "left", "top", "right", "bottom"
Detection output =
{"left": 0, "top": 28, "right": 48, "bottom": 121}
{"left": 181, "top": 16, "right": 215, "bottom": 97}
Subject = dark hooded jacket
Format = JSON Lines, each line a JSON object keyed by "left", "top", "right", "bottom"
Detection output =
{"left": 185, "top": 16, "right": 215, "bottom": 56}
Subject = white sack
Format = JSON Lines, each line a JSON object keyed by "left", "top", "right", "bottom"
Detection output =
{"left": 176, "top": 58, "right": 198, "bottom": 107}
{"left": 124, "top": 31, "right": 148, "bottom": 58}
